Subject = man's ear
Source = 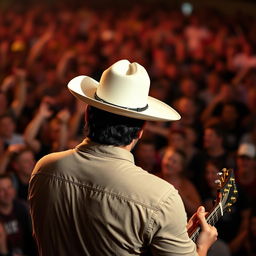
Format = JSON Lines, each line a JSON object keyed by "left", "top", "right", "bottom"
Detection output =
{"left": 83, "top": 104, "right": 90, "bottom": 136}
{"left": 137, "top": 121, "right": 147, "bottom": 139}
{"left": 138, "top": 128, "right": 144, "bottom": 139}
{"left": 84, "top": 104, "right": 89, "bottom": 123}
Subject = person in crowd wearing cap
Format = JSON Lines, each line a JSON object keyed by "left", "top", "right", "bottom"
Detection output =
{"left": 211, "top": 143, "right": 255, "bottom": 255}
{"left": 29, "top": 60, "right": 217, "bottom": 256}
{"left": 236, "top": 142, "right": 256, "bottom": 204}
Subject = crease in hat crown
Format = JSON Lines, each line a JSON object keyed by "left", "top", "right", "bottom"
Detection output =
{"left": 96, "top": 60, "right": 150, "bottom": 109}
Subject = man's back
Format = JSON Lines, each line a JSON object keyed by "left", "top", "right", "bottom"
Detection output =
{"left": 29, "top": 139, "right": 196, "bottom": 256}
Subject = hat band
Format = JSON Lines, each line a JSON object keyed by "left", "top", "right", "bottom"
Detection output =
{"left": 94, "top": 93, "right": 148, "bottom": 112}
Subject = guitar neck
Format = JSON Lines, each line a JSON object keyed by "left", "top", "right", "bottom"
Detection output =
{"left": 189, "top": 203, "right": 224, "bottom": 242}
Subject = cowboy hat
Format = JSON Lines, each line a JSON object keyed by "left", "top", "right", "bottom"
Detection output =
{"left": 67, "top": 59, "right": 181, "bottom": 121}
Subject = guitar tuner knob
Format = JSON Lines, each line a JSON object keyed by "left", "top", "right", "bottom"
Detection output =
{"left": 217, "top": 172, "right": 223, "bottom": 176}
{"left": 231, "top": 197, "right": 236, "bottom": 202}
{"left": 214, "top": 180, "right": 221, "bottom": 184}
{"left": 234, "top": 190, "right": 238, "bottom": 194}
{"left": 224, "top": 188, "right": 229, "bottom": 193}
{"left": 227, "top": 184, "right": 232, "bottom": 188}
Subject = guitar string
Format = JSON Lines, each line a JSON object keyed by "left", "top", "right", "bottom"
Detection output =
{"left": 191, "top": 205, "right": 222, "bottom": 241}
{"left": 191, "top": 174, "right": 234, "bottom": 241}
{"left": 192, "top": 207, "right": 222, "bottom": 240}
{"left": 190, "top": 204, "right": 223, "bottom": 241}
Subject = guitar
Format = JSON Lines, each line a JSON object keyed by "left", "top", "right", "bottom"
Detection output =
{"left": 188, "top": 168, "right": 238, "bottom": 242}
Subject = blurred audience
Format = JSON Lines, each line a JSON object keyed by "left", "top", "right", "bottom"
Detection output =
{"left": 0, "top": 115, "right": 25, "bottom": 149}
{"left": 133, "top": 139, "right": 161, "bottom": 175}
{"left": 0, "top": 174, "right": 37, "bottom": 256}
{"left": 0, "top": 1, "right": 256, "bottom": 255}
{"left": 160, "top": 147, "right": 201, "bottom": 217}
{"left": 10, "top": 149, "right": 36, "bottom": 203}
{"left": 202, "top": 124, "right": 235, "bottom": 169}
{"left": 200, "top": 159, "right": 251, "bottom": 256}
{"left": 235, "top": 143, "right": 256, "bottom": 205}
{"left": 240, "top": 208, "right": 256, "bottom": 255}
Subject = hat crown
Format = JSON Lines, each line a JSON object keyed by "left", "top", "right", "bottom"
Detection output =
{"left": 96, "top": 60, "right": 150, "bottom": 109}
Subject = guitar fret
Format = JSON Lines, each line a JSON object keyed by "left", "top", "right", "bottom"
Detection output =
{"left": 190, "top": 204, "right": 223, "bottom": 242}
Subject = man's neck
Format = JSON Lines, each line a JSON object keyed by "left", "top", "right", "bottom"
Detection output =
{"left": 120, "top": 138, "right": 139, "bottom": 152}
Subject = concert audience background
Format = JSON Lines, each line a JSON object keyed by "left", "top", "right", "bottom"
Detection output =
{"left": 0, "top": 1, "right": 256, "bottom": 255}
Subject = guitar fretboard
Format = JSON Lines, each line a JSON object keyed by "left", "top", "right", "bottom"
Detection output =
{"left": 190, "top": 204, "right": 224, "bottom": 242}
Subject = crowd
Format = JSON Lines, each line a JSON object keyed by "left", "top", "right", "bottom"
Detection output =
{"left": 0, "top": 1, "right": 256, "bottom": 255}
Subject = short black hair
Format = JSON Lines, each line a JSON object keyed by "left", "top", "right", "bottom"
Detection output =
{"left": 87, "top": 106, "right": 145, "bottom": 146}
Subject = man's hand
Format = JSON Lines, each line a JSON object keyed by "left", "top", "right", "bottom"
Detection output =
{"left": 196, "top": 206, "right": 218, "bottom": 255}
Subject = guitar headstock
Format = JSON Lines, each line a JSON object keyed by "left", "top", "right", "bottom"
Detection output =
{"left": 215, "top": 168, "right": 238, "bottom": 213}
{"left": 189, "top": 168, "right": 238, "bottom": 242}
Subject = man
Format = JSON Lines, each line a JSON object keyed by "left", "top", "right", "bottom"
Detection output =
{"left": 0, "top": 147, "right": 36, "bottom": 202}
{"left": 0, "top": 114, "right": 24, "bottom": 149}
{"left": 29, "top": 60, "right": 217, "bottom": 255}
{"left": 11, "top": 148, "right": 36, "bottom": 202}
{"left": 0, "top": 174, "right": 36, "bottom": 256}
{"left": 202, "top": 124, "right": 234, "bottom": 169}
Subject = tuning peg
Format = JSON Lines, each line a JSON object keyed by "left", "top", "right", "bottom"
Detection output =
{"left": 231, "top": 197, "right": 236, "bottom": 202}
{"left": 227, "top": 184, "right": 232, "bottom": 188}
{"left": 214, "top": 180, "right": 222, "bottom": 188}
{"left": 217, "top": 172, "right": 223, "bottom": 176}
{"left": 234, "top": 190, "right": 238, "bottom": 194}
{"left": 222, "top": 168, "right": 228, "bottom": 174}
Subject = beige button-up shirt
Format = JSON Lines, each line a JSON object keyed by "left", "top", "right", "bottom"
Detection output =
{"left": 29, "top": 139, "right": 197, "bottom": 256}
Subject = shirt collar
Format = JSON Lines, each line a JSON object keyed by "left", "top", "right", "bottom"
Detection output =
{"left": 75, "top": 138, "right": 135, "bottom": 164}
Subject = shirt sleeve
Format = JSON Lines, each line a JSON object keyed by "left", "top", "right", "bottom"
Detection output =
{"left": 148, "top": 189, "right": 198, "bottom": 256}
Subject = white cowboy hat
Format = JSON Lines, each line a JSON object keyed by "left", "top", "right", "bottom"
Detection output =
{"left": 67, "top": 59, "right": 181, "bottom": 121}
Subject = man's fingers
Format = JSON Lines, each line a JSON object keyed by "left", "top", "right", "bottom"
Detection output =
{"left": 197, "top": 206, "right": 209, "bottom": 230}
{"left": 209, "top": 226, "right": 218, "bottom": 241}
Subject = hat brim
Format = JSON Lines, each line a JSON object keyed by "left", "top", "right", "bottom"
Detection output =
{"left": 68, "top": 76, "right": 181, "bottom": 121}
